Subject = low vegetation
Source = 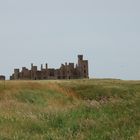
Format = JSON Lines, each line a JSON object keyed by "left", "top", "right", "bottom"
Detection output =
{"left": 0, "top": 79, "right": 140, "bottom": 140}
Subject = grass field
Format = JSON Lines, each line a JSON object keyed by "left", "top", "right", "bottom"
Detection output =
{"left": 0, "top": 79, "right": 140, "bottom": 140}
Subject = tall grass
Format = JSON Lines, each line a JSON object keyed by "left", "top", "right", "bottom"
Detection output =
{"left": 0, "top": 79, "right": 139, "bottom": 140}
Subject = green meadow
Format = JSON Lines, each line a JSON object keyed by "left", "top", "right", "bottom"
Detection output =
{"left": 0, "top": 79, "right": 140, "bottom": 140}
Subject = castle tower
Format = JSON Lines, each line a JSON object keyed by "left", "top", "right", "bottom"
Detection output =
{"left": 31, "top": 63, "right": 33, "bottom": 70}
{"left": 31, "top": 63, "right": 37, "bottom": 80}
{"left": 14, "top": 69, "right": 19, "bottom": 79}
{"left": 41, "top": 64, "right": 43, "bottom": 70}
{"left": 45, "top": 63, "right": 48, "bottom": 70}
{"left": 78, "top": 55, "right": 83, "bottom": 61}
{"left": 77, "top": 55, "right": 89, "bottom": 78}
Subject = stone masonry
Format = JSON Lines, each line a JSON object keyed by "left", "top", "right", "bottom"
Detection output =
{"left": 10, "top": 55, "right": 89, "bottom": 80}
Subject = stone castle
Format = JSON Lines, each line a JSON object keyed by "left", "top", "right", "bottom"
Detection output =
{"left": 10, "top": 55, "right": 89, "bottom": 80}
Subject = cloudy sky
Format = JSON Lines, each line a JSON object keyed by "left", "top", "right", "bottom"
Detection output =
{"left": 0, "top": 0, "right": 140, "bottom": 80}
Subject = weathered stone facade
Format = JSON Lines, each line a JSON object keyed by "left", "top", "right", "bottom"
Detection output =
{"left": 0, "top": 75, "right": 5, "bottom": 80}
{"left": 10, "top": 55, "right": 89, "bottom": 80}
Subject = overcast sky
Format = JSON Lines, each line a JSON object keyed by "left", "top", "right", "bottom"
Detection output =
{"left": 0, "top": 0, "right": 140, "bottom": 80}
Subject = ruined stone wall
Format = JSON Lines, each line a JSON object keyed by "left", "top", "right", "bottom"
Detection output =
{"left": 21, "top": 67, "right": 31, "bottom": 79}
{"left": 0, "top": 75, "right": 5, "bottom": 80}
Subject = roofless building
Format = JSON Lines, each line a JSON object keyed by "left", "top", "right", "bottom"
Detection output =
{"left": 10, "top": 55, "right": 89, "bottom": 80}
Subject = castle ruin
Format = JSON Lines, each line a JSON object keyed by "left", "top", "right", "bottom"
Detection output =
{"left": 0, "top": 75, "right": 5, "bottom": 80}
{"left": 10, "top": 55, "right": 89, "bottom": 80}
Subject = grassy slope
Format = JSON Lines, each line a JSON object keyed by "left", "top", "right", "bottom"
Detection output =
{"left": 0, "top": 79, "right": 140, "bottom": 140}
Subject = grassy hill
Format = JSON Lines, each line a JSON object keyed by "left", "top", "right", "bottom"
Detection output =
{"left": 0, "top": 79, "right": 140, "bottom": 140}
